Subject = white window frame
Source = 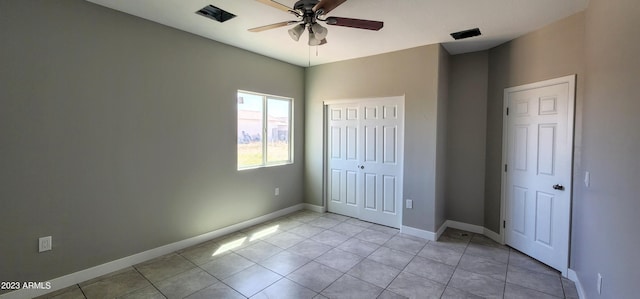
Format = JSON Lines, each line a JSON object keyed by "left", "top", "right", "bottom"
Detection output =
{"left": 237, "top": 90, "right": 293, "bottom": 170}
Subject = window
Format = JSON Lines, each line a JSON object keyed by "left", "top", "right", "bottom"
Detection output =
{"left": 237, "top": 91, "right": 292, "bottom": 169}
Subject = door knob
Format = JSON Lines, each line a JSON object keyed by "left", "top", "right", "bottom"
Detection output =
{"left": 553, "top": 184, "right": 565, "bottom": 190}
{"left": 359, "top": 165, "right": 364, "bottom": 169}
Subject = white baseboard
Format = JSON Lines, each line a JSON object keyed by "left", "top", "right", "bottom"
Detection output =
{"left": 303, "top": 203, "right": 326, "bottom": 213}
{"left": 568, "top": 269, "right": 586, "bottom": 299}
{"left": 401, "top": 225, "right": 437, "bottom": 241}
{"left": 0, "top": 204, "right": 305, "bottom": 299}
{"left": 483, "top": 228, "right": 501, "bottom": 243}
{"left": 435, "top": 221, "right": 448, "bottom": 240}
{"left": 444, "top": 220, "right": 502, "bottom": 244}
{"left": 445, "top": 220, "right": 484, "bottom": 234}
{"left": 401, "top": 220, "right": 504, "bottom": 244}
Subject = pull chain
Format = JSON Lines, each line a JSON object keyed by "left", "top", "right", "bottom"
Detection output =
{"left": 307, "top": 45, "right": 319, "bottom": 67}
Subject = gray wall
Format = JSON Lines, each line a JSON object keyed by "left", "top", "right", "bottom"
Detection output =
{"left": 305, "top": 45, "right": 446, "bottom": 232}
{"left": 0, "top": 0, "right": 305, "bottom": 284}
{"left": 572, "top": 0, "right": 640, "bottom": 297}
{"left": 445, "top": 51, "right": 489, "bottom": 226}
{"left": 434, "top": 47, "right": 450, "bottom": 230}
{"left": 480, "top": 4, "right": 640, "bottom": 297}
{"left": 484, "top": 12, "right": 586, "bottom": 232}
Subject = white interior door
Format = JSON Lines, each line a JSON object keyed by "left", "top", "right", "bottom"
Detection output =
{"left": 327, "top": 103, "right": 360, "bottom": 218}
{"left": 502, "top": 75, "right": 575, "bottom": 276}
{"left": 326, "top": 97, "right": 404, "bottom": 228}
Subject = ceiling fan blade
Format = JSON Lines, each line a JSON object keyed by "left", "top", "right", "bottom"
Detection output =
{"left": 248, "top": 21, "right": 299, "bottom": 32}
{"left": 325, "top": 17, "right": 384, "bottom": 31}
{"left": 313, "top": 0, "right": 348, "bottom": 15}
{"left": 255, "top": 0, "right": 293, "bottom": 13}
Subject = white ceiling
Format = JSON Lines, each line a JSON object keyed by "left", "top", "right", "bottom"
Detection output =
{"left": 87, "top": 0, "right": 589, "bottom": 67}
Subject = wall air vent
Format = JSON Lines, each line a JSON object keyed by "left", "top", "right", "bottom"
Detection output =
{"left": 450, "top": 28, "right": 482, "bottom": 40}
{"left": 196, "top": 5, "right": 236, "bottom": 23}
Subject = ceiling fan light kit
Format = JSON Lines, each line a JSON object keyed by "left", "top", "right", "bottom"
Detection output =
{"left": 288, "top": 24, "right": 305, "bottom": 41}
{"left": 250, "top": 0, "right": 384, "bottom": 46}
{"left": 310, "top": 23, "right": 328, "bottom": 40}
{"left": 308, "top": 29, "right": 327, "bottom": 46}
{"left": 308, "top": 33, "right": 322, "bottom": 46}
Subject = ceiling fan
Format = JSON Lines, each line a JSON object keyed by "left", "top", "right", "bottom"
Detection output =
{"left": 249, "top": 0, "right": 384, "bottom": 46}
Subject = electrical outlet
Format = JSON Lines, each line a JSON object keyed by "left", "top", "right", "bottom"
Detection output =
{"left": 597, "top": 273, "right": 603, "bottom": 294}
{"left": 39, "top": 236, "right": 52, "bottom": 252}
{"left": 406, "top": 199, "right": 413, "bottom": 209}
{"left": 275, "top": 187, "right": 279, "bottom": 196}
{"left": 585, "top": 171, "right": 590, "bottom": 187}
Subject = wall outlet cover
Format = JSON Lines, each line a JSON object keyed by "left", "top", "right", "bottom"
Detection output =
{"left": 584, "top": 171, "right": 590, "bottom": 187}
{"left": 406, "top": 199, "right": 413, "bottom": 209}
{"left": 39, "top": 236, "right": 52, "bottom": 252}
{"left": 597, "top": 273, "right": 602, "bottom": 294}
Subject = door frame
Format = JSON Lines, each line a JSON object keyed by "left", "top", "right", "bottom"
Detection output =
{"left": 499, "top": 74, "right": 576, "bottom": 276}
{"left": 323, "top": 96, "right": 405, "bottom": 228}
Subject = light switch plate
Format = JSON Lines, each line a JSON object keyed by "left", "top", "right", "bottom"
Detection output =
{"left": 406, "top": 199, "right": 413, "bottom": 209}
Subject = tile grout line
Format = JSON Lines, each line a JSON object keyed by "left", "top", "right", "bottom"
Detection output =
{"left": 219, "top": 213, "right": 350, "bottom": 298}
{"left": 560, "top": 276, "right": 568, "bottom": 299}
{"left": 131, "top": 266, "right": 165, "bottom": 298}
{"left": 505, "top": 249, "right": 568, "bottom": 298}
{"left": 302, "top": 217, "right": 351, "bottom": 297}
{"left": 384, "top": 235, "right": 421, "bottom": 280}
{"left": 77, "top": 284, "right": 88, "bottom": 299}
{"left": 366, "top": 222, "right": 432, "bottom": 298}
{"left": 144, "top": 248, "right": 225, "bottom": 298}
{"left": 256, "top": 222, "right": 340, "bottom": 297}
{"left": 178, "top": 257, "right": 221, "bottom": 299}
{"left": 208, "top": 239, "right": 286, "bottom": 298}
{"left": 347, "top": 226, "right": 402, "bottom": 296}
{"left": 298, "top": 215, "right": 396, "bottom": 297}
{"left": 315, "top": 226, "right": 394, "bottom": 298}
{"left": 504, "top": 247, "right": 511, "bottom": 299}
{"left": 392, "top": 236, "right": 431, "bottom": 298}
{"left": 379, "top": 242, "right": 422, "bottom": 297}
{"left": 439, "top": 232, "right": 471, "bottom": 298}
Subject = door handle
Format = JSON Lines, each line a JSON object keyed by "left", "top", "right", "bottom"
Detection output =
{"left": 553, "top": 184, "right": 565, "bottom": 191}
{"left": 358, "top": 165, "right": 364, "bottom": 170}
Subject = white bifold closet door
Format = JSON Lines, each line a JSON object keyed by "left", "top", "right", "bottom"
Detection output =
{"left": 326, "top": 96, "right": 404, "bottom": 228}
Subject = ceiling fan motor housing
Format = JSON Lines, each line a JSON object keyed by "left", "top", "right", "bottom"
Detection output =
{"left": 293, "top": 0, "right": 322, "bottom": 26}
{"left": 293, "top": 0, "right": 321, "bottom": 12}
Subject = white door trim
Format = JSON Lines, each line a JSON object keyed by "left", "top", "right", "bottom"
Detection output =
{"left": 323, "top": 96, "right": 405, "bottom": 228}
{"left": 499, "top": 74, "right": 576, "bottom": 276}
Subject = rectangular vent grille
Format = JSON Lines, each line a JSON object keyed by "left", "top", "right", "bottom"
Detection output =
{"left": 450, "top": 28, "right": 481, "bottom": 40}
{"left": 196, "top": 5, "right": 236, "bottom": 23}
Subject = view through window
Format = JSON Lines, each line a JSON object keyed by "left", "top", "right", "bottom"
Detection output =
{"left": 237, "top": 91, "right": 292, "bottom": 169}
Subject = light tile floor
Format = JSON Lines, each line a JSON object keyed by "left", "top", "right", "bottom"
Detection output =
{"left": 37, "top": 210, "right": 579, "bottom": 299}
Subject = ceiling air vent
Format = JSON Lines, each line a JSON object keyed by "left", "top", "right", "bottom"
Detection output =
{"left": 450, "top": 28, "right": 481, "bottom": 40}
{"left": 196, "top": 5, "right": 236, "bottom": 23}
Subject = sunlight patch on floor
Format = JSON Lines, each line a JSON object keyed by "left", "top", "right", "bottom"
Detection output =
{"left": 212, "top": 224, "right": 280, "bottom": 256}
{"left": 249, "top": 224, "right": 280, "bottom": 241}
{"left": 212, "top": 237, "right": 246, "bottom": 256}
